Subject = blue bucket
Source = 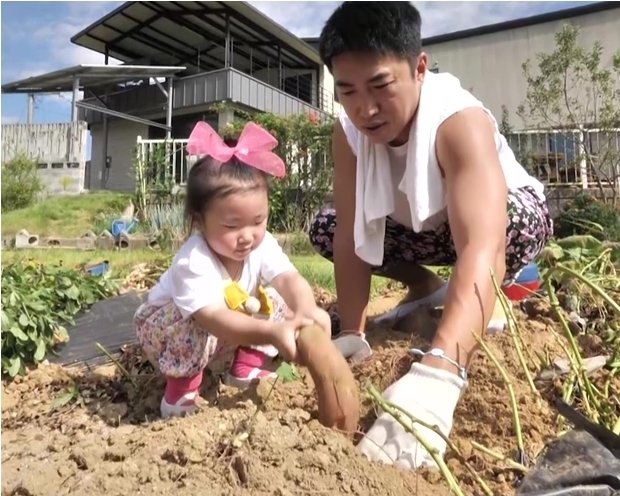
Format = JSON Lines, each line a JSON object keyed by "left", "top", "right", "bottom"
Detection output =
{"left": 84, "top": 260, "right": 109, "bottom": 277}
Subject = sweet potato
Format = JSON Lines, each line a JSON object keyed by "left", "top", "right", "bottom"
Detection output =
{"left": 296, "top": 324, "right": 360, "bottom": 433}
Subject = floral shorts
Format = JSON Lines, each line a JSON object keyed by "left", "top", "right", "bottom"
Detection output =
{"left": 309, "top": 186, "right": 553, "bottom": 284}
{"left": 134, "top": 287, "right": 287, "bottom": 378}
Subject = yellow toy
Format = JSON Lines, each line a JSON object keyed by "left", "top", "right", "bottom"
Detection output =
{"left": 223, "top": 281, "right": 273, "bottom": 318}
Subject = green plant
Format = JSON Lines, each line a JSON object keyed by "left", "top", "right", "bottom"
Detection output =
{"left": 518, "top": 24, "right": 620, "bottom": 204}
{"left": 59, "top": 176, "right": 75, "bottom": 192}
{"left": 1, "top": 261, "right": 118, "bottom": 377}
{"left": 1, "top": 153, "right": 45, "bottom": 212}
{"left": 144, "top": 202, "right": 186, "bottom": 249}
{"left": 554, "top": 194, "right": 620, "bottom": 240}
{"left": 217, "top": 105, "right": 335, "bottom": 233}
{"left": 133, "top": 141, "right": 174, "bottom": 219}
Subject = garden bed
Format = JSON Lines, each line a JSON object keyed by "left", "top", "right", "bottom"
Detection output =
{"left": 2, "top": 289, "right": 616, "bottom": 496}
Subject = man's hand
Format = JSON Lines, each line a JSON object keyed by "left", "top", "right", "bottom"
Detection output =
{"left": 357, "top": 362, "right": 467, "bottom": 469}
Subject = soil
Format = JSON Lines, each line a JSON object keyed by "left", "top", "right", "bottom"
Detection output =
{"left": 0, "top": 289, "right": 597, "bottom": 496}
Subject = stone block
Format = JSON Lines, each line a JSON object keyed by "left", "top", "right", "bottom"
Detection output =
{"left": 15, "top": 229, "right": 39, "bottom": 249}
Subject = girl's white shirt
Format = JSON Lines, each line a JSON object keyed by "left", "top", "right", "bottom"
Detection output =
{"left": 148, "top": 231, "right": 295, "bottom": 319}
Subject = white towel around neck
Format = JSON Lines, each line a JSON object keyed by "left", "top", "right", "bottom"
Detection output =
{"left": 351, "top": 70, "right": 544, "bottom": 266}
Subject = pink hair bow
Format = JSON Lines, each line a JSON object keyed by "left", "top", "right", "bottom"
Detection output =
{"left": 186, "top": 121, "right": 285, "bottom": 178}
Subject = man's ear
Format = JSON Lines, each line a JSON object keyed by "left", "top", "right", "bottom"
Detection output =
{"left": 411, "top": 52, "right": 428, "bottom": 81}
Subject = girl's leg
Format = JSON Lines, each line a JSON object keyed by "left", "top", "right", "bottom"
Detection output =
{"left": 135, "top": 302, "right": 218, "bottom": 418}
{"left": 224, "top": 287, "right": 286, "bottom": 388}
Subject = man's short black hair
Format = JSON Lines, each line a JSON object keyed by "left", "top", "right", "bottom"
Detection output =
{"left": 319, "top": 2, "right": 422, "bottom": 71}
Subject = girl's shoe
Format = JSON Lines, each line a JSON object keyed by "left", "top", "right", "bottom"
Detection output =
{"left": 224, "top": 347, "right": 277, "bottom": 388}
{"left": 160, "top": 390, "right": 203, "bottom": 418}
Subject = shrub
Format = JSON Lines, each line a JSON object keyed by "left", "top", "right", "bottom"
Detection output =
{"left": 1, "top": 154, "right": 45, "bottom": 212}
{"left": 144, "top": 202, "right": 186, "bottom": 249}
{"left": 1, "top": 261, "right": 118, "bottom": 377}
{"left": 220, "top": 107, "right": 334, "bottom": 234}
{"left": 554, "top": 193, "right": 620, "bottom": 241}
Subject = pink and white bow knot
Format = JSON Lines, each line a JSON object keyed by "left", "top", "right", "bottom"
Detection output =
{"left": 186, "top": 121, "right": 285, "bottom": 178}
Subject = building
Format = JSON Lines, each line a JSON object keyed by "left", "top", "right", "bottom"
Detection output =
{"left": 420, "top": 2, "right": 620, "bottom": 128}
{"left": 2, "top": 1, "right": 618, "bottom": 195}
{"left": 2, "top": 1, "right": 339, "bottom": 193}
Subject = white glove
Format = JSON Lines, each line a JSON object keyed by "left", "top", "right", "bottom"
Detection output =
{"left": 332, "top": 332, "right": 372, "bottom": 362}
{"left": 357, "top": 362, "right": 467, "bottom": 470}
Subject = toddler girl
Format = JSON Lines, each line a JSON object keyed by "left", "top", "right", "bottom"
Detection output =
{"left": 134, "top": 121, "right": 331, "bottom": 418}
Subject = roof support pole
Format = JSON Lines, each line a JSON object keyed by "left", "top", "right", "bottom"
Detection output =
{"left": 224, "top": 14, "right": 231, "bottom": 68}
{"left": 104, "top": 45, "right": 109, "bottom": 65}
{"left": 71, "top": 77, "right": 80, "bottom": 122}
{"left": 277, "top": 45, "right": 282, "bottom": 90}
{"left": 27, "top": 94, "right": 34, "bottom": 124}
{"left": 101, "top": 104, "right": 109, "bottom": 188}
{"left": 166, "top": 77, "right": 173, "bottom": 140}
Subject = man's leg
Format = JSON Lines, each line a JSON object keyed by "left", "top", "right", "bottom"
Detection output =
{"left": 308, "top": 209, "right": 448, "bottom": 305}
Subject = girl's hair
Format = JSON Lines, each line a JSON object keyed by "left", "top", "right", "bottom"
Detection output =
{"left": 184, "top": 138, "right": 269, "bottom": 231}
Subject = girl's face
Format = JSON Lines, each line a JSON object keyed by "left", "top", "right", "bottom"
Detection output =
{"left": 200, "top": 187, "right": 269, "bottom": 264}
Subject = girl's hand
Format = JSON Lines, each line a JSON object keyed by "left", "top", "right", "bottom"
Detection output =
{"left": 308, "top": 307, "right": 332, "bottom": 336}
{"left": 271, "top": 315, "right": 313, "bottom": 362}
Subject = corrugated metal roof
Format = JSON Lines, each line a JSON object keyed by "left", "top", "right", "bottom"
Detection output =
{"left": 1, "top": 64, "right": 186, "bottom": 93}
{"left": 70, "top": 1, "right": 322, "bottom": 73}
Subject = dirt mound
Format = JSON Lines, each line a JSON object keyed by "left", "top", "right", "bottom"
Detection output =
{"left": 1, "top": 294, "right": 586, "bottom": 496}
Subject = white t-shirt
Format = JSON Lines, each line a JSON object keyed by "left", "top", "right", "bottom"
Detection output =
{"left": 148, "top": 232, "right": 295, "bottom": 319}
{"left": 339, "top": 70, "right": 545, "bottom": 235}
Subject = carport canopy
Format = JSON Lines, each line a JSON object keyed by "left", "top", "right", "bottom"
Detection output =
{"left": 1, "top": 64, "right": 186, "bottom": 134}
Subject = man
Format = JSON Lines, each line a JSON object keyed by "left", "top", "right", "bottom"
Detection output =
{"left": 309, "top": 2, "right": 552, "bottom": 469}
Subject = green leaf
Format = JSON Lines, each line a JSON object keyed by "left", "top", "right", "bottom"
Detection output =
{"left": 10, "top": 325, "right": 29, "bottom": 342}
{"left": 26, "top": 301, "right": 46, "bottom": 312}
{"left": 33, "top": 339, "right": 46, "bottom": 362}
{"left": 18, "top": 313, "right": 29, "bottom": 327}
{"left": 7, "top": 357, "right": 21, "bottom": 377}
{"left": 51, "top": 386, "right": 77, "bottom": 410}
{"left": 65, "top": 285, "right": 80, "bottom": 300}
{"left": 275, "top": 361, "right": 300, "bottom": 383}
{"left": 1, "top": 310, "right": 10, "bottom": 330}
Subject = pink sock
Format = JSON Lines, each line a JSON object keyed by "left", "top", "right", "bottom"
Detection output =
{"left": 164, "top": 371, "right": 203, "bottom": 405}
{"left": 229, "top": 347, "right": 271, "bottom": 378}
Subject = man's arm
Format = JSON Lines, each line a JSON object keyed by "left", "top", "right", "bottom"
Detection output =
{"left": 332, "top": 121, "right": 372, "bottom": 333}
{"left": 428, "top": 107, "right": 508, "bottom": 372}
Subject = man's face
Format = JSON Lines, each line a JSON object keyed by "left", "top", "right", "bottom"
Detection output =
{"left": 332, "top": 51, "right": 427, "bottom": 146}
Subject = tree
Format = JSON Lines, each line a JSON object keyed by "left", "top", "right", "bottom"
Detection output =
{"left": 517, "top": 24, "right": 620, "bottom": 205}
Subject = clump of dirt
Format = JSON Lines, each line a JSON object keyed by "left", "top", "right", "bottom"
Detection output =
{"left": 0, "top": 292, "right": 602, "bottom": 496}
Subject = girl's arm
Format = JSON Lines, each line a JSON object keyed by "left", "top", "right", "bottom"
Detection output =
{"left": 192, "top": 304, "right": 310, "bottom": 361}
{"left": 270, "top": 270, "right": 317, "bottom": 316}
{"left": 193, "top": 305, "right": 275, "bottom": 345}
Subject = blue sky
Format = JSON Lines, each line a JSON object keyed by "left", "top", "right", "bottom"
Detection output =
{"left": 1, "top": 1, "right": 595, "bottom": 124}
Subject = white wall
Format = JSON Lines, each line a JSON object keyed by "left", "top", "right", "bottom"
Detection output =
{"left": 90, "top": 120, "right": 148, "bottom": 192}
{"left": 423, "top": 8, "right": 620, "bottom": 129}
{"left": 1, "top": 122, "right": 88, "bottom": 195}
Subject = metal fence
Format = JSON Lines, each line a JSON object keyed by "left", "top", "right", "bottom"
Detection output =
{"left": 136, "top": 137, "right": 191, "bottom": 187}
{"left": 138, "top": 128, "right": 620, "bottom": 190}
{"left": 505, "top": 128, "right": 620, "bottom": 189}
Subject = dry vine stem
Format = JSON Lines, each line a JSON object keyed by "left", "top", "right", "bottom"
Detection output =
{"left": 296, "top": 324, "right": 360, "bottom": 433}
{"left": 473, "top": 332, "right": 526, "bottom": 464}
{"left": 489, "top": 271, "right": 541, "bottom": 401}
{"left": 366, "top": 384, "right": 491, "bottom": 496}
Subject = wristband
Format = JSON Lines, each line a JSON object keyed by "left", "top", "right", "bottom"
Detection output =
{"left": 410, "top": 347, "right": 468, "bottom": 381}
